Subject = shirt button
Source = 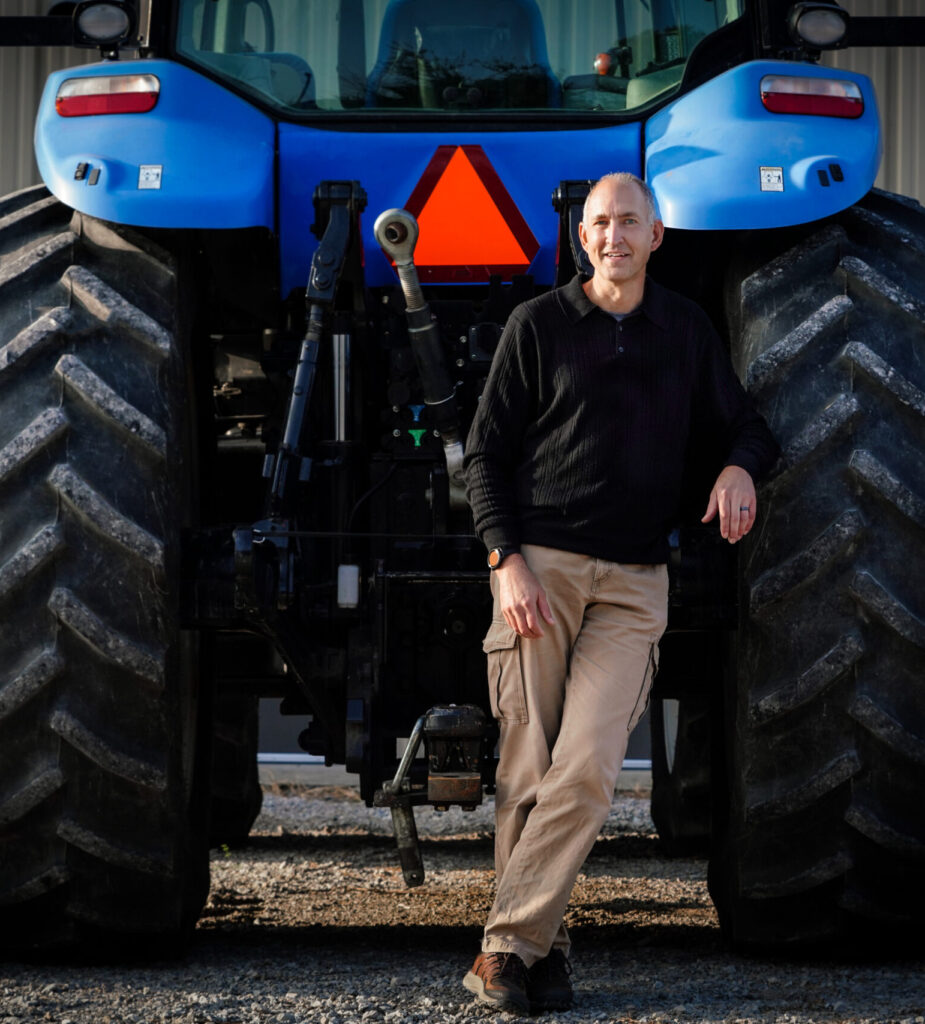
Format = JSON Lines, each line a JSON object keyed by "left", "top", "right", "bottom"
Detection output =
{"left": 618, "top": 345, "right": 624, "bottom": 353}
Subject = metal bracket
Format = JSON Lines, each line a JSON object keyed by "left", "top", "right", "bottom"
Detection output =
{"left": 233, "top": 520, "right": 296, "bottom": 614}
{"left": 268, "top": 181, "right": 367, "bottom": 516}
{"left": 374, "top": 715, "right": 426, "bottom": 887}
{"left": 551, "top": 181, "right": 594, "bottom": 286}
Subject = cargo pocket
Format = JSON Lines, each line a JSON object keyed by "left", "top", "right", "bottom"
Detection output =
{"left": 482, "top": 620, "right": 528, "bottom": 724}
{"left": 627, "top": 639, "right": 660, "bottom": 732}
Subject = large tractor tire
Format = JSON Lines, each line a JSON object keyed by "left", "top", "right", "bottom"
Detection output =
{"left": 711, "top": 190, "right": 925, "bottom": 948}
{"left": 0, "top": 186, "right": 209, "bottom": 952}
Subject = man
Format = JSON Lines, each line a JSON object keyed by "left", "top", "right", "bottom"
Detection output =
{"left": 462, "top": 172, "right": 779, "bottom": 1014}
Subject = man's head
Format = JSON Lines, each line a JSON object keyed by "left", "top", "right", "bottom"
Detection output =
{"left": 579, "top": 173, "right": 664, "bottom": 298}
{"left": 582, "top": 172, "right": 658, "bottom": 227}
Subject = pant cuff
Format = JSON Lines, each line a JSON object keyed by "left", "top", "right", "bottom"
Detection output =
{"left": 481, "top": 937, "right": 544, "bottom": 969}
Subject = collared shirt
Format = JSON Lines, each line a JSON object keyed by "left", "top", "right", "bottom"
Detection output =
{"left": 464, "top": 274, "right": 780, "bottom": 564}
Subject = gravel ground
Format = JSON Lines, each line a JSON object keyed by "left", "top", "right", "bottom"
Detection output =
{"left": 2, "top": 786, "right": 924, "bottom": 1024}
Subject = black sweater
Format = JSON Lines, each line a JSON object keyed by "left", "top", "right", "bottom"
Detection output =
{"left": 464, "top": 274, "right": 780, "bottom": 564}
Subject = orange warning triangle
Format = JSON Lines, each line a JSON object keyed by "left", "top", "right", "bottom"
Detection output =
{"left": 404, "top": 145, "right": 539, "bottom": 282}
{"left": 416, "top": 147, "right": 526, "bottom": 266}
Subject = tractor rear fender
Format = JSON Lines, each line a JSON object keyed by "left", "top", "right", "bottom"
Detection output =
{"left": 34, "top": 59, "right": 275, "bottom": 230}
{"left": 646, "top": 60, "right": 880, "bottom": 231}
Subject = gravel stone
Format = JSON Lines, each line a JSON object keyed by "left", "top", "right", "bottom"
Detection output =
{"left": 1, "top": 785, "right": 923, "bottom": 1023}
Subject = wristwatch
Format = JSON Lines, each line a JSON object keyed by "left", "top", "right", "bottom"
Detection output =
{"left": 487, "top": 547, "right": 506, "bottom": 570}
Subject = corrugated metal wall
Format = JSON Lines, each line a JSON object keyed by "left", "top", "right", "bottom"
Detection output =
{"left": 0, "top": 0, "right": 92, "bottom": 196}
{"left": 824, "top": 0, "right": 925, "bottom": 202}
{"left": 1, "top": 2, "right": 923, "bottom": 202}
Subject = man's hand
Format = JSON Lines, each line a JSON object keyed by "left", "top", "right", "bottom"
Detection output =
{"left": 702, "top": 465, "right": 757, "bottom": 544}
{"left": 496, "top": 553, "right": 555, "bottom": 638}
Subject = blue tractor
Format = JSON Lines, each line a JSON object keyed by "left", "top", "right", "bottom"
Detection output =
{"left": 0, "top": 0, "right": 923, "bottom": 953}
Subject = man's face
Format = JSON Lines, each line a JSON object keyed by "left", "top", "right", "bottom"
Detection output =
{"left": 578, "top": 179, "right": 664, "bottom": 288}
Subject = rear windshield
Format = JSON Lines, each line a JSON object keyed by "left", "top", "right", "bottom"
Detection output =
{"left": 175, "top": 0, "right": 744, "bottom": 116}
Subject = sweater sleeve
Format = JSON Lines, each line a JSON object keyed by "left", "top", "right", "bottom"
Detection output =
{"left": 463, "top": 308, "right": 538, "bottom": 552}
{"left": 694, "top": 312, "right": 781, "bottom": 483}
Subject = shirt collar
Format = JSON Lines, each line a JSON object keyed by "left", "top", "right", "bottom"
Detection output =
{"left": 558, "top": 273, "right": 670, "bottom": 331}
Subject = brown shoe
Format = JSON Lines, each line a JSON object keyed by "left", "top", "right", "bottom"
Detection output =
{"left": 526, "top": 949, "right": 574, "bottom": 1011}
{"left": 463, "top": 951, "right": 530, "bottom": 1013}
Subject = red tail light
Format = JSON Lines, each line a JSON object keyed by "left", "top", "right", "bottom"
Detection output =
{"left": 760, "top": 75, "right": 863, "bottom": 118}
{"left": 55, "top": 74, "right": 160, "bottom": 117}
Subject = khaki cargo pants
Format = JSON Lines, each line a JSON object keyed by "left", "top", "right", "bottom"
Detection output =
{"left": 481, "top": 543, "right": 668, "bottom": 967}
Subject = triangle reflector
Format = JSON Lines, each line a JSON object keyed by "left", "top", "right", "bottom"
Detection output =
{"left": 405, "top": 145, "right": 539, "bottom": 283}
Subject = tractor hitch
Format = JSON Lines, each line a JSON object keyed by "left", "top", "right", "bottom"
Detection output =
{"left": 374, "top": 704, "right": 495, "bottom": 887}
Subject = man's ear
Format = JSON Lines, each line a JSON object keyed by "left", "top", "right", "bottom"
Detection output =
{"left": 650, "top": 218, "right": 665, "bottom": 252}
{"left": 578, "top": 220, "right": 590, "bottom": 253}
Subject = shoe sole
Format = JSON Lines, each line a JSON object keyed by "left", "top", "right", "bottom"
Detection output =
{"left": 463, "top": 970, "right": 530, "bottom": 1014}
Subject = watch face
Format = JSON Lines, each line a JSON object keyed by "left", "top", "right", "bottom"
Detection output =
{"left": 488, "top": 548, "right": 503, "bottom": 569}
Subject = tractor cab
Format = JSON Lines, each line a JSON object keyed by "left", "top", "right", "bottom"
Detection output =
{"left": 174, "top": 0, "right": 740, "bottom": 116}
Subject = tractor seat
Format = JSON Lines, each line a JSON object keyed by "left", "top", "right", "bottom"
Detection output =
{"left": 365, "top": 0, "right": 561, "bottom": 110}
{"left": 196, "top": 51, "right": 316, "bottom": 110}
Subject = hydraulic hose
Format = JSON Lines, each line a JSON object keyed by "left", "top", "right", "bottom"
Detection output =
{"left": 374, "top": 208, "right": 466, "bottom": 509}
